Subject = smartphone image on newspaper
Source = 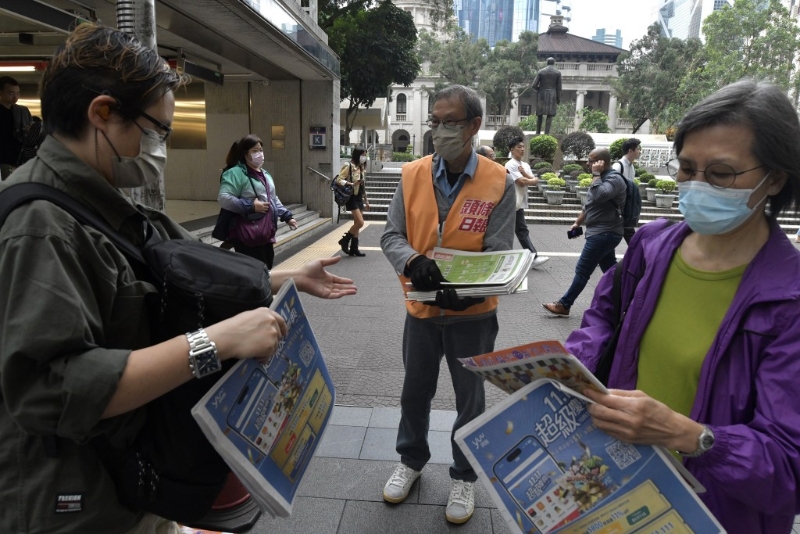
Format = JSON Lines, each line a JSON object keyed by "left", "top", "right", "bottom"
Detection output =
{"left": 493, "top": 435, "right": 581, "bottom": 533}
{"left": 226, "top": 367, "right": 288, "bottom": 456}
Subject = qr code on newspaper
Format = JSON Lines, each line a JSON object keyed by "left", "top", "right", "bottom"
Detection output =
{"left": 605, "top": 441, "right": 642, "bottom": 470}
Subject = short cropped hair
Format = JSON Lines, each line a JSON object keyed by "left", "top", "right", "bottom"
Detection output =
{"left": 590, "top": 148, "right": 611, "bottom": 164}
{"left": 0, "top": 76, "right": 19, "bottom": 91}
{"left": 224, "top": 134, "right": 262, "bottom": 169}
{"left": 674, "top": 79, "right": 800, "bottom": 220}
{"left": 41, "top": 23, "right": 188, "bottom": 139}
{"left": 621, "top": 138, "right": 640, "bottom": 154}
{"left": 434, "top": 85, "right": 483, "bottom": 121}
{"left": 508, "top": 137, "right": 524, "bottom": 149}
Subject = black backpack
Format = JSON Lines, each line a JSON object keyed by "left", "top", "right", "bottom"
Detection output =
{"left": 331, "top": 163, "right": 354, "bottom": 206}
{"left": 613, "top": 161, "right": 642, "bottom": 227}
{"left": 0, "top": 183, "right": 273, "bottom": 524}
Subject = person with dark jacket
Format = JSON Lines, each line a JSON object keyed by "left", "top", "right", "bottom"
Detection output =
{"left": 543, "top": 147, "right": 626, "bottom": 316}
{"left": 0, "top": 24, "right": 355, "bottom": 534}
{"left": 0, "top": 75, "right": 32, "bottom": 179}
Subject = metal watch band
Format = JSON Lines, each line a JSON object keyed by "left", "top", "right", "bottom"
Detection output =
{"left": 680, "top": 425, "right": 715, "bottom": 458}
{"left": 185, "top": 328, "right": 221, "bottom": 379}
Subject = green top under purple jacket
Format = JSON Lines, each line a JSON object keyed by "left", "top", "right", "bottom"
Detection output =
{"left": 567, "top": 218, "right": 800, "bottom": 534}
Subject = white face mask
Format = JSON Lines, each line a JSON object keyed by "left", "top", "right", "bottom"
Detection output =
{"left": 101, "top": 128, "right": 167, "bottom": 188}
{"left": 359, "top": 155, "right": 367, "bottom": 164}
{"left": 432, "top": 125, "right": 469, "bottom": 162}
{"left": 247, "top": 151, "right": 265, "bottom": 168}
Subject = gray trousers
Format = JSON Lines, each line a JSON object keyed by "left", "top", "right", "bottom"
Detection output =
{"left": 396, "top": 313, "right": 499, "bottom": 481}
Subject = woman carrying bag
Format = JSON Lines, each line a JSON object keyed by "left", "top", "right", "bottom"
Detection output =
{"left": 216, "top": 135, "right": 297, "bottom": 268}
{"left": 337, "top": 145, "right": 370, "bottom": 257}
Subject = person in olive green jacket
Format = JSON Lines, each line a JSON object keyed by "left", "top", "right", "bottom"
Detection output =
{"left": 0, "top": 24, "right": 356, "bottom": 534}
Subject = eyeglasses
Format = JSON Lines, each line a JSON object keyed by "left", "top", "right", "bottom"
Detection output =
{"left": 427, "top": 117, "right": 471, "bottom": 130}
{"left": 667, "top": 158, "right": 763, "bottom": 189}
{"left": 136, "top": 110, "right": 173, "bottom": 142}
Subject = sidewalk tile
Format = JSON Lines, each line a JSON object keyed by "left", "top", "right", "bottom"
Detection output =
{"left": 368, "top": 406, "right": 402, "bottom": 428}
{"left": 250, "top": 496, "right": 344, "bottom": 534}
{"left": 298, "top": 457, "right": 414, "bottom": 503}
{"left": 429, "top": 409, "right": 457, "bottom": 432}
{"left": 329, "top": 405, "right": 373, "bottom": 427}
{"left": 315, "top": 424, "right": 366, "bottom": 459}
{"left": 417, "top": 463, "right": 495, "bottom": 510}
{"left": 337, "top": 500, "right": 494, "bottom": 533}
{"left": 360, "top": 427, "right": 401, "bottom": 461}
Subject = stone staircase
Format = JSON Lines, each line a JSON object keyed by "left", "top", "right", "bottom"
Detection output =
{"left": 188, "top": 203, "right": 332, "bottom": 254}
{"left": 343, "top": 170, "right": 800, "bottom": 234}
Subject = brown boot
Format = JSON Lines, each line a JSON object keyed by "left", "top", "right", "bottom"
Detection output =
{"left": 349, "top": 236, "right": 366, "bottom": 257}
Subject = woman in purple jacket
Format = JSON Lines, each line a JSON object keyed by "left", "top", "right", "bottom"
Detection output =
{"left": 566, "top": 80, "right": 800, "bottom": 533}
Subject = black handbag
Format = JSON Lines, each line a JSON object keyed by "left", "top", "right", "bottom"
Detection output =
{"left": 331, "top": 163, "right": 354, "bottom": 206}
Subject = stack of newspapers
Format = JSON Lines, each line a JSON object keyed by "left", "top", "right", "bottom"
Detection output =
{"left": 405, "top": 247, "right": 533, "bottom": 301}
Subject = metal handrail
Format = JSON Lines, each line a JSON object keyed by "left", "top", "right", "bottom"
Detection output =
{"left": 306, "top": 166, "right": 332, "bottom": 182}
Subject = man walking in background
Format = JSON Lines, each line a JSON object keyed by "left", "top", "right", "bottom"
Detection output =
{"left": 613, "top": 138, "right": 642, "bottom": 244}
{"left": 543, "top": 148, "right": 625, "bottom": 316}
{"left": 0, "top": 76, "right": 31, "bottom": 179}
{"left": 381, "top": 84, "right": 515, "bottom": 525}
{"left": 505, "top": 137, "right": 549, "bottom": 268}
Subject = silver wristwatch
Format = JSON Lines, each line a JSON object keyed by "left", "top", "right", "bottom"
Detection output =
{"left": 681, "top": 425, "right": 715, "bottom": 458}
{"left": 186, "top": 328, "right": 222, "bottom": 379}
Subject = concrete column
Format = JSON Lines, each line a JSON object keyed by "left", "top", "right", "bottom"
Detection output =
{"left": 480, "top": 96, "right": 488, "bottom": 129}
{"left": 608, "top": 93, "right": 618, "bottom": 131}
{"left": 413, "top": 88, "right": 422, "bottom": 154}
{"left": 574, "top": 90, "right": 587, "bottom": 131}
{"left": 509, "top": 89, "right": 520, "bottom": 125}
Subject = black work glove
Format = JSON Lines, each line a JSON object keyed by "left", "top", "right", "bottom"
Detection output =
{"left": 405, "top": 255, "right": 446, "bottom": 291}
{"left": 426, "top": 288, "right": 485, "bottom": 311}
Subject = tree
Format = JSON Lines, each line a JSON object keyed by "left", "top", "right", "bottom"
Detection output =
{"left": 702, "top": 0, "right": 800, "bottom": 92}
{"left": 560, "top": 131, "right": 595, "bottom": 160}
{"left": 478, "top": 32, "right": 539, "bottom": 117}
{"left": 319, "top": 0, "right": 452, "bottom": 32}
{"left": 326, "top": 1, "right": 420, "bottom": 141}
{"left": 419, "top": 26, "right": 490, "bottom": 90}
{"left": 579, "top": 108, "right": 610, "bottom": 133}
{"left": 611, "top": 23, "right": 702, "bottom": 133}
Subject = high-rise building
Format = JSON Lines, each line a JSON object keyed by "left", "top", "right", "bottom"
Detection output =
{"left": 592, "top": 28, "right": 623, "bottom": 48}
{"left": 456, "top": 0, "right": 514, "bottom": 46}
{"left": 512, "top": 0, "right": 540, "bottom": 39}
{"left": 656, "top": 0, "right": 732, "bottom": 40}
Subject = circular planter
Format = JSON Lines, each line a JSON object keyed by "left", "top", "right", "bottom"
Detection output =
{"left": 565, "top": 180, "right": 578, "bottom": 192}
{"left": 537, "top": 182, "right": 547, "bottom": 193}
{"left": 646, "top": 187, "right": 658, "bottom": 202}
{"left": 545, "top": 190, "right": 565, "bottom": 205}
{"left": 637, "top": 183, "right": 649, "bottom": 197}
{"left": 577, "top": 190, "right": 589, "bottom": 206}
{"left": 655, "top": 194, "right": 675, "bottom": 208}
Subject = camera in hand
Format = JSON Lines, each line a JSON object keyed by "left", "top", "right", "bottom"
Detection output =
{"left": 567, "top": 227, "right": 583, "bottom": 239}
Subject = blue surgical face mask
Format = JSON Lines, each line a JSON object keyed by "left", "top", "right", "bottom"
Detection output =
{"left": 678, "top": 172, "right": 771, "bottom": 235}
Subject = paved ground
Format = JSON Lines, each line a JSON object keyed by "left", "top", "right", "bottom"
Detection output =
{"left": 238, "top": 221, "right": 800, "bottom": 534}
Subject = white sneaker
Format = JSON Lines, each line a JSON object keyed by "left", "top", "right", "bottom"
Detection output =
{"left": 531, "top": 255, "right": 550, "bottom": 269}
{"left": 382, "top": 463, "right": 422, "bottom": 503}
{"left": 445, "top": 479, "right": 475, "bottom": 524}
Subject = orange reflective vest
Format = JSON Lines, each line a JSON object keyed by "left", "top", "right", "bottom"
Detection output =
{"left": 398, "top": 155, "right": 507, "bottom": 319}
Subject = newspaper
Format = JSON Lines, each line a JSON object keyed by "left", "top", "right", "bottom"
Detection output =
{"left": 455, "top": 341, "right": 724, "bottom": 534}
{"left": 192, "top": 280, "right": 335, "bottom": 517}
{"left": 406, "top": 247, "right": 533, "bottom": 301}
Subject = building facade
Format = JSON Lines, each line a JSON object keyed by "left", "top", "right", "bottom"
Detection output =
{"left": 591, "top": 28, "right": 623, "bottom": 48}
{"left": 372, "top": 12, "right": 637, "bottom": 157}
{"left": 656, "top": 0, "right": 732, "bottom": 40}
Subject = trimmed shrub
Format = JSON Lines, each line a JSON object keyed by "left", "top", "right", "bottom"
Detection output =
{"left": 534, "top": 165, "right": 553, "bottom": 175}
{"left": 578, "top": 176, "right": 593, "bottom": 188}
{"left": 656, "top": 179, "right": 676, "bottom": 193}
{"left": 547, "top": 177, "right": 566, "bottom": 190}
{"left": 569, "top": 170, "right": 581, "bottom": 178}
{"left": 609, "top": 138, "right": 627, "bottom": 161}
{"left": 562, "top": 163, "right": 584, "bottom": 174}
{"left": 647, "top": 177, "right": 657, "bottom": 188}
{"left": 392, "top": 152, "right": 414, "bottom": 162}
{"left": 493, "top": 125, "right": 525, "bottom": 157}
{"left": 529, "top": 134, "right": 558, "bottom": 160}
{"left": 533, "top": 161, "right": 553, "bottom": 169}
{"left": 633, "top": 178, "right": 640, "bottom": 186}
{"left": 560, "top": 131, "right": 595, "bottom": 160}
{"left": 540, "top": 172, "right": 559, "bottom": 182}
{"left": 635, "top": 167, "right": 647, "bottom": 177}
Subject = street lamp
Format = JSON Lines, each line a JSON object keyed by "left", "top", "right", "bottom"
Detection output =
{"left": 412, "top": 134, "right": 416, "bottom": 154}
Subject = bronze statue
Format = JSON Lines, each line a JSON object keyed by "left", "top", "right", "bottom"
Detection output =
{"left": 531, "top": 57, "right": 562, "bottom": 135}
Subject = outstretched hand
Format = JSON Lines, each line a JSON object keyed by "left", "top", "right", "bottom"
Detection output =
{"left": 292, "top": 256, "right": 357, "bottom": 299}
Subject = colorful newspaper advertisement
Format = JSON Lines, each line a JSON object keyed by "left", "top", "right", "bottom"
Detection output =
{"left": 192, "top": 280, "right": 335, "bottom": 517}
{"left": 455, "top": 380, "right": 725, "bottom": 534}
{"left": 431, "top": 247, "right": 530, "bottom": 285}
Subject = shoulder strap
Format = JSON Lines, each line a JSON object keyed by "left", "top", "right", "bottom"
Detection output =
{"left": 0, "top": 183, "right": 146, "bottom": 264}
{"left": 612, "top": 160, "right": 624, "bottom": 174}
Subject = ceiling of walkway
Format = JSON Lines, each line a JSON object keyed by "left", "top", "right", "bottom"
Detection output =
{"left": 0, "top": 0, "right": 332, "bottom": 85}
